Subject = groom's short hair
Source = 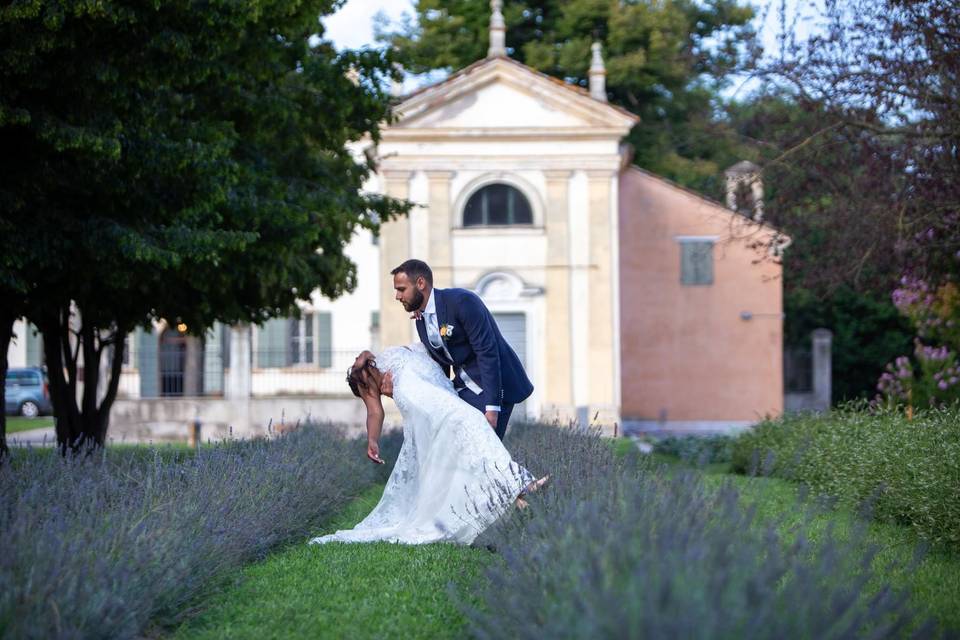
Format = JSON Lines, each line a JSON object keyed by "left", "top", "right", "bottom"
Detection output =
{"left": 391, "top": 259, "right": 433, "bottom": 286}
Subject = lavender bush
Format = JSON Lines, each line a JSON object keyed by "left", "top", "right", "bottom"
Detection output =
{"left": 731, "top": 407, "right": 960, "bottom": 548}
{"left": 0, "top": 425, "right": 381, "bottom": 639}
{"left": 464, "top": 424, "right": 930, "bottom": 639}
{"left": 653, "top": 433, "right": 734, "bottom": 465}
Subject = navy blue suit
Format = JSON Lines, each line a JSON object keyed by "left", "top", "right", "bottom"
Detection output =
{"left": 415, "top": 288, "right": 533, "bottom": 440}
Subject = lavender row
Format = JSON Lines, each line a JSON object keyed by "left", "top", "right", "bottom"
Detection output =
{"left": 463, "top": 424, "right": 930, "bottom": 639}
{"left": 0, "top": 426, "right": 381, "bottom": 639}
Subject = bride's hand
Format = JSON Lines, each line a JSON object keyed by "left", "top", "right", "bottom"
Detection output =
{"left": 367, "top": 439, "right": 384, "bottom": 465}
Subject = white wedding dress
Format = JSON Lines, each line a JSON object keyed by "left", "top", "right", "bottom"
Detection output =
{"left": 308, "top": 344, "right": 533, "bottom": 546}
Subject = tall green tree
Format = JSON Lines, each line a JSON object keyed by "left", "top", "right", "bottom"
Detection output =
{"left": 379, "top": 0, "right": 756, "bottom": 195}
{"left": 0, "top": 1, "right": 408, "bottom": 453}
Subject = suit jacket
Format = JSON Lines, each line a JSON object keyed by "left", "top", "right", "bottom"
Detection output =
{"left": 415, "top": 288, "right": 533, "bottom": 408}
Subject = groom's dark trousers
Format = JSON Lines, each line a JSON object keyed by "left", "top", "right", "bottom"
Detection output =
{"left": 457, "top": 387, "right": 514, "bottom": 441}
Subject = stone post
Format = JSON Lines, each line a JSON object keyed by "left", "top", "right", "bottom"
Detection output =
{"left": 380, "top": 171, "right": 413, "bottom": 347}
{"left": 812, "top": 328, "right": 833, "bottom": 411}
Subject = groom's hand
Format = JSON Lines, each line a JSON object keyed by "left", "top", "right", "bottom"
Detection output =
{"left": 484, "top": 410, "right": 498, "bottom": 430}
{"left": 379, "top": 372, "right": 394, "bottom": 398}
{"left": 367, "top": 440, "right": 384, "bottom": 465}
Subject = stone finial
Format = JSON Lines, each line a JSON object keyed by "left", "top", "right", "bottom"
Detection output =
{"left": 488, "top": 0, "right": 507, "bottom": 58}
{"left": 589, "top": 42, "right": 607, "bottom": 102}
{"left": 724, "top": 160, "right": 764, "bottom": 221}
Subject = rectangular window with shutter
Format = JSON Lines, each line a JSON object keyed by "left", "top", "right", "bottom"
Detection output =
{"left": 256, "top": 318, "right": 290, "bottom": 368}
{"left": 679, "top": 239, "right": 715, "bottom": 286}
{"left": 289, "top": 313, "right": 316, "bottom": 366}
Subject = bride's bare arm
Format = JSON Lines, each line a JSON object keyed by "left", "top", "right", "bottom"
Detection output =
{"left": 360, "top": 384, "right": 385, "bottom": 464}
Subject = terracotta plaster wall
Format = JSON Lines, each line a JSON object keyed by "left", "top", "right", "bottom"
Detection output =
{"left": 619, "top": 168, "right": 784, "bottom": 422}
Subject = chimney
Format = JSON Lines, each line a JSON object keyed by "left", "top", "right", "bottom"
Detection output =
{"left": 724, "top": 160, "right": 764, "bottom": 222}
{"left": 589, "top": 42, "right": 607, "bottom": 102}
{"left": 488, "top": 0, "right": 507, "bottom": 58}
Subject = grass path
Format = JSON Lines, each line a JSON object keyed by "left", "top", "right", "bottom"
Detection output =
{"left": 5, "top": 416, "right": 54, "bottom": 434}
{"left": 170, "top": 483, "right": 490, "bottom": 640}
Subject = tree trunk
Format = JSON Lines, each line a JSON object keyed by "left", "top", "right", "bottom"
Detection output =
{"left": 37, "top": 303, "right": 128, "bottom": 454}
{"left": 0, "top": 312, "right": 14, "bottom": 462}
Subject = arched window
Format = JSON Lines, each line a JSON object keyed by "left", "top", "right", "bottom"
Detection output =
{"left": 463, "top": 184, "right": 533, "bottom": 227}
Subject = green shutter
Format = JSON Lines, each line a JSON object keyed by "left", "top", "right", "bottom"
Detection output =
{"left": 257, "top": 318, "right": 290, "bottom": 368}
{"left": 137, "top": 326, "right": 159, "bottom": 398}
{"left": 317, "top": 312, "right": 332, "bottom": 368}
{"left": 25, "top": 322, "right": 42, "bottom": 367}
{"left": 681, "top": 241, "right": 714, "bottom": 286}
{"left": 203, "top": 323, "right": 225, "bottom": 394}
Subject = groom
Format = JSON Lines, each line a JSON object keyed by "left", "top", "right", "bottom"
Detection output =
{"left": 389, "top": 259, "right": 533, "bottom": 440}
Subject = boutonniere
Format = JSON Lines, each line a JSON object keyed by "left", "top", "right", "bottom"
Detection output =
{"left": 440, "top": 324, "right": 455, "bottom": 340}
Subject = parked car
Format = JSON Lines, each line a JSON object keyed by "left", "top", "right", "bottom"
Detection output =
{"left": 4, "top": 367, "right": 53, "bottom": 418}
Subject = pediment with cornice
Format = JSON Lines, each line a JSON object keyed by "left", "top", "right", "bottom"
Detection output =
{"left": 386, "top": 57, "right": 638, "bottom": 140}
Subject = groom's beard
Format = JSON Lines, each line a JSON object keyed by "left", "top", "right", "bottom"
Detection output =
{"left": 402, "top": 289, "right": 425, "bottom": 313}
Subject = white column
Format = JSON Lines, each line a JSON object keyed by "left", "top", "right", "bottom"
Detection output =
{"left": 226, "top": 324, "right": 251, "bottom": 400}
{"left": 425, "top": 170, "right": 455, "bottom": 285}
{"left": 586, "top": 170, "right": 617, "bottom": 424}
{"left": 544, "top": 170, "right": 574, "bottom": 419}
{"left": 380, "top": 171, "right": 414, "bottom": 347}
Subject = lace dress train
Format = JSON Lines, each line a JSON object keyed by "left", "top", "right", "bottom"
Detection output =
{"left": 308, "top": 345, "right": 533, "bottom": 546}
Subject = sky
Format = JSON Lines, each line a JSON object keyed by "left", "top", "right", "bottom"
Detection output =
{"left": 322, "top": 0, "right": 414, "bottom": 51}
{"left": 320, "top": 0, "right": 822, "bottom": 97}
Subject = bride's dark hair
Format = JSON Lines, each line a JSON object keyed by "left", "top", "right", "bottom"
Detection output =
{"left": 346, "top": 358, "right": 377, "bottom": 398}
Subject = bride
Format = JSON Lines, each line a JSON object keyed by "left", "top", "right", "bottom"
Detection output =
{"left": 308, "top": 343, "right": 547, "bottom": 546}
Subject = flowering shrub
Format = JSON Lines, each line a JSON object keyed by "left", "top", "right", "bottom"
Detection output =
{"left": 892, "top": 277, "right": 960, "bottom": 346}
{"left": 463, "top": 424, "right": 928, "bottom": 638}
{"left": 878, "top": 277, "right": 960, "bottom": 407}
{"left": 0, "top": 426, "right": 381, "bottom": 639}
{"left": 877, "top": 340, "right": 960, "bottom": 408}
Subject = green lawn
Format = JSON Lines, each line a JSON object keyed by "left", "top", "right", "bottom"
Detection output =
{"left": 170, "top": 483, "right": 490, "bottom": 640}
{"left": 169, "top": 439, "right": 960, "bottom": 638}
{"left": 5, "top": 416, "right": 54, "bottom": 434}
